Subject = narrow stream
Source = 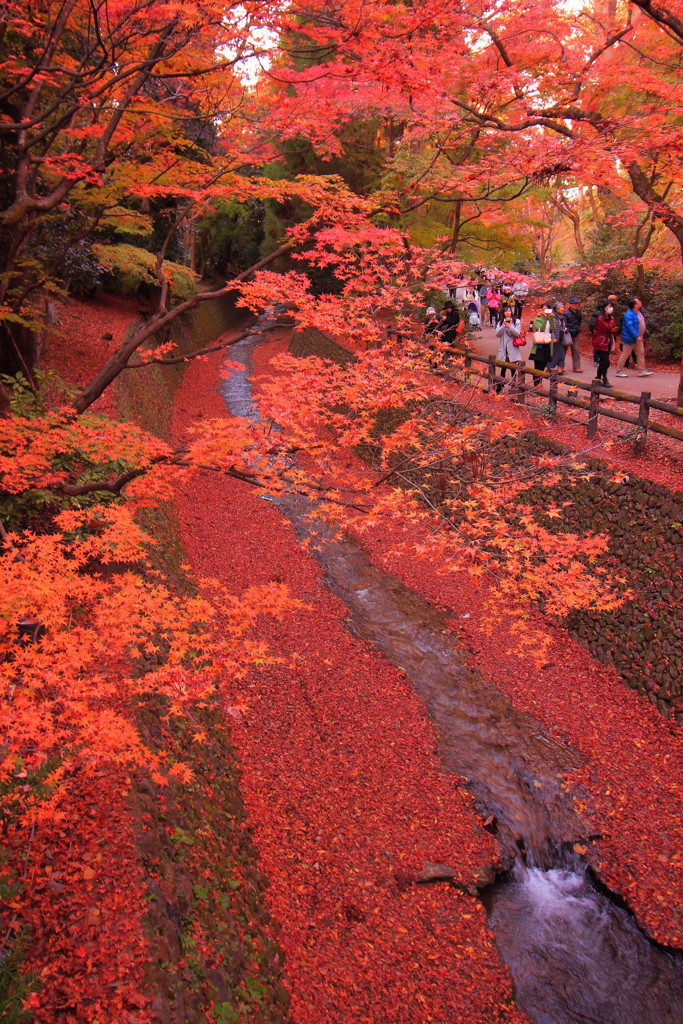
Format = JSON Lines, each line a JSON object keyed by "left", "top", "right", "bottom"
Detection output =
{"left": 220, "top": 322, "right": 683, "bottom": 1024}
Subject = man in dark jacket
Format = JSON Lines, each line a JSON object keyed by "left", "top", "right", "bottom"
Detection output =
{"left": 440, "top": 300, "right": 461, "bottom": 346}
{"left": 565, "top": 297, "right": 583, "bottom": 372}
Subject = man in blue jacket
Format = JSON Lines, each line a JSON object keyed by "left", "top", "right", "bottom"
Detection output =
{"left": 615, "top": 298, "right": 652, "bottom": 377}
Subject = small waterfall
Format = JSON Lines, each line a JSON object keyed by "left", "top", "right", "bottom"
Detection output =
{"left": 486, "top": 862, "right": 683, "bottom": 1024}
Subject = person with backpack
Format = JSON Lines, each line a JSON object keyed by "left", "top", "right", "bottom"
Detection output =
{"left": 494, "top": 306, "right": 523, "bottom": 392}
{"left": 546, "top": 301, "right": 570, "bottom": 372}
{"left": 615, "top": 298, "right": 652, "bottom": 377}
{"left": 592, "top": 303, "right": 617, "bottom": 388}
{"left": 564, "top": 297, "right": 583, "bottom": 372}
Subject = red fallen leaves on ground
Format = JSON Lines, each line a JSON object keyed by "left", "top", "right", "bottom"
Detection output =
{"left": 464, "top": 375, "right": 683, "bottom": 494}
{"left": 246, "top": 333, "right": 683, "bottom": 950}
{"left": 44, "top": 293, "right": 142, "bottom": 416}
{"left": 8, "top": 766, "right": 153, "bottom": 1024}
{"left": 172, "top": 340, "right": 528, "bottom": 1024}
{"left": 351, "top": 512, "right": 683, "bottom": 948}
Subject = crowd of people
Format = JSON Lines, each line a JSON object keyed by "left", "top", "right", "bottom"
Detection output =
{"left": 525, "top": 294, "right": 652, "bottom": 387}
{"left": 425, "top": 280, "right": 654, "bottom": 390}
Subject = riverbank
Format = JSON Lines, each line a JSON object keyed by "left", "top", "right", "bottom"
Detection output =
{"left": 172, "top": 335, "right": 528, "bottom": 1024}
{"left": 4, "top": 293, "right": 290, "bottom": 1024}
{"left": 172, "top": 320, "right": 683, "bottom": 1023}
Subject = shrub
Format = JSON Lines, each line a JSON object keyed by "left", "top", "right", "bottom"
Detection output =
{"left": 643, "top": 278, "right": 683, "bottom": 361}
{"left": 59, "top": 240, "right": 104, "bottom": 298}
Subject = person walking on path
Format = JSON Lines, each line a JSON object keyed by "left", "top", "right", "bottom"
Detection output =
{"left": 616, "top": 298, "right": 652, "bottom": 377}
{"left": 499, "top": 284, "right": 515, "bottom": 325}
{"left": 546, "top": 301, "right": 570, "bottom": 372}
{"left": 590, "top": 294, "right": 617, "bottom": 367}
{"left": 463, "top": 281, "right": 478, "bottom": 311}
{"left": 494, "top": 306, "right": 523, "bottom": 392}
{"left": 512, "top": 280, "right": 529, "bottom": 321}
{"left": 564, "top": 297, "right": 583, "bottom": 372}
{"left": 486, "top": 284, "right": 500, "bottom": 325}
{"left": 530, "top": 304, "right": 556, "bottom": 386}
{"left": 592, "top": 304, "right": 617, "bottom": 388}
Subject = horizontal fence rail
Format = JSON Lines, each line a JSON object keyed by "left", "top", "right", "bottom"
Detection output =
{"left": 449, "top": 348, "right": 683, "bottom": 452}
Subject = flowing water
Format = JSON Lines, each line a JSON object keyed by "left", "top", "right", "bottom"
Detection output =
{"left": 220, "top": 322, "right": 683, "bottom": 1024}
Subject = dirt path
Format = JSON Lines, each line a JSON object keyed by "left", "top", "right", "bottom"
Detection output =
{"left": 449, "top": 325, "right": 683, "bottom": 491}
{"left": 474, "top": 324, "right": 679, "bottom": 400}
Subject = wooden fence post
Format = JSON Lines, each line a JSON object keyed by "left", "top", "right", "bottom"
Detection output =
{"left": 513, "top": 363, "right": 526, "bottom": 404}
{"left": 487, "top": 354, "right": 496, "bottom": 392}
{"left": 635, "top": 391, "right": 651, "bottom": 452}
{"left": 549, "top": 370, "right": 559, "bottom": 416}
{"left": 587, "top": 379, "right": 600, "bottom": 438}
{"left": 464, "top": 349, "right": 472, "bottom": 370}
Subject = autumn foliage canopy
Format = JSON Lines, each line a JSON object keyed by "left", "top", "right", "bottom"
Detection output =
{"left": 1, "top": 0, "right": 682, "bottom": 1017}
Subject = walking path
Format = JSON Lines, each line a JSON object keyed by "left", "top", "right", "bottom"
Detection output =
{"left": 473, "top": 325, "right": 679, "bottom": 402}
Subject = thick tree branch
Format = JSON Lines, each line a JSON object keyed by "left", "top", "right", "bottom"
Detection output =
{"left": 630, "top": 0, "right": 683, "bottom": 44}
{"left": 73, "top": 239, "right": 301, "bottom": 414}
{"left": 626, "top": 161, "right": 683, "bottom": 254}
{"left": 125, "top": 320, "right": 295, "bottom": 368}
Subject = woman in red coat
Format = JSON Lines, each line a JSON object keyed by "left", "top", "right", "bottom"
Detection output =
{"left": 592, "top": 304, "right": 617, "bottom": 388}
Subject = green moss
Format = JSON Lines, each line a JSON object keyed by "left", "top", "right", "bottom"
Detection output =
{"left": 138, "top": 704, "right": 290, "bottom": 1023}
{"left": 92, "top": 244, "right": 199, "bottom": 303}
{"left": 117, "top": 297, "right": 290, "bottom": 1022}
{"left": 115, "top": 293, "right": 241, "bottom": 441}
{"left": 115, "top": 293, "right": 241, "bottom": 588}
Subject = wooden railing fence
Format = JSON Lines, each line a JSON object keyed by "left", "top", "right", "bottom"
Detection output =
{"left": 451, "top": 348, "right": 683, "bottom": 453}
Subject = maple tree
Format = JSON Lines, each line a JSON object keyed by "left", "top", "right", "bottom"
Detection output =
{"left": 1, "top": 0, "right": 681, "bottom": 1017}
{"left": 258, "top": 0, "right": 683, "bottom": 391}
{"left": 0, "top": 0, "right": 659, "bottom": 836}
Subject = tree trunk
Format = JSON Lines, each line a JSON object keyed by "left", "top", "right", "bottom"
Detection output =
{"left": 0, "top": 321, "right": 39, "bottom": 382}
{"left": 636, "top": 262, "right": 647, "bottom": 302}
{"left": 450, "top": 200, "right": 462, "bottom": 251}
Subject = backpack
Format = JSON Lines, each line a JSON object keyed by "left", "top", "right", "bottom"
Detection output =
{"left": 589, "top": 306, "right": 604, "bottom": 333}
